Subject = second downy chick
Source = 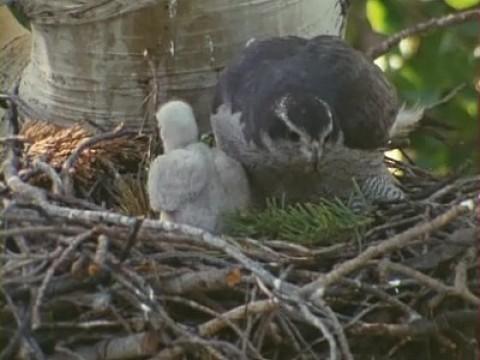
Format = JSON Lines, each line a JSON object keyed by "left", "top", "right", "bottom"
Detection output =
{"left": 147, "top": 100, "right": 251, "bottom": 233}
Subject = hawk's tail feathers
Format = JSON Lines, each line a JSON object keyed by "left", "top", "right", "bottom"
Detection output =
{"left": 389, "top": 104, "right": 425, "bottom": 139}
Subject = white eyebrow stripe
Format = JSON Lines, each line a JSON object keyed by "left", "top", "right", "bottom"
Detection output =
{"left": 274, "top": 96, "right": 304, "bottom": 135}
{"left": 314, "top": 97, "right": 334, "bottom": 135}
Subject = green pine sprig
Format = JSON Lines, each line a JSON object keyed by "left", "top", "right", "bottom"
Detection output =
{"left": 224, "top": 198, "right": 372, "bottom": 245}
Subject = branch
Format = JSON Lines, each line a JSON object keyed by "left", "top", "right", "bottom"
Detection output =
{"left": 301, "top": 199, "right": 475, "bottom": 299}
{"left": 350, "top": 310, "right": 477, "bottom": 338}
{"left": 32, "top": 159, "right": 65, "bottom": 195}
{"left": 380, "top": 260, "right": 480, "bottom": 306}
{"left": 367, "top": 8, "right": 480, "bottom": 59}
{"left": 32, "top": 229, "right": 96, "bottom": 329}
{"left": 199, "top": 299, "right": 277, "bottom": 336}
{"left": 50, "top": 332, "right": 160, "bottom": 360}
{"left": 152, "top": 300, "right": 277, "bottom": 359}
{"left": 59, "top": 124, "right": 135, "bottom": 196}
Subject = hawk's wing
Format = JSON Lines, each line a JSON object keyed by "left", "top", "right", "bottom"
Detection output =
{"left": 147, "top": 146, "right": 209, "bottom": 212}
{"left": 212, "top": 149, "right": 250, "bottom": 210}
{"left": 213, "top": 36, "right": 307, "bottom": 111}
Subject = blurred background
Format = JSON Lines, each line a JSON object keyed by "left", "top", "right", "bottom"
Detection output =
{"left": 1, "top": 0, "right": 478, "bottom": 175}
{"left": 347, "top": 0, "right": 478, "bottom": 175}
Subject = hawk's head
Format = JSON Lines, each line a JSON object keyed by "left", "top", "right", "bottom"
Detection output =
{"left": 268, "top": 92, "right": 338, "bottom": 171}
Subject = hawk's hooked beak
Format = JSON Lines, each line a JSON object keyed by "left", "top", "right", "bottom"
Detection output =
{"left": 311, "top": 142, "right": 320, "bottom": 172}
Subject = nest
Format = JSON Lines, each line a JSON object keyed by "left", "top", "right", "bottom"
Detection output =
{"left": 19, "top": 120, "right": 150, "bottom": 190}
{"left": 1, "top": 114, "right": 479, "bottom": 360}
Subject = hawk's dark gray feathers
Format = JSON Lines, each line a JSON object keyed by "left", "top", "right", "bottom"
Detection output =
{"left": 213, "top": 35, "right": 399, "bottom": 150}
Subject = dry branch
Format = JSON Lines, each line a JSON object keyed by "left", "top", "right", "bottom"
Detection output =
{"left": 49, "top": 332, "right": 160, "bottom": 360}
{"left": 380, "top": 260, "right": 480, "bottom": 306}
{"left": 367, "top": 8, "right": 480, "bottom": 58}
{"left": 301, "top": 199, "right": 474, "bottom": 299}
{"left": 350, "top": 310, "right": 477, "bottom": 338}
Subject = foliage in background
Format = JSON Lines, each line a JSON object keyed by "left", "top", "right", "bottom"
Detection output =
{"left": 224, "top": 198, "right": 372, "bottom": 245}
{"left": 347, "top": 0, "right": 478, "bottom": 174}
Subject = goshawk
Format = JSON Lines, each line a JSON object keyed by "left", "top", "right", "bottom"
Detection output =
{"left": 211, "top": 35, "right": 420, "bottom": 206}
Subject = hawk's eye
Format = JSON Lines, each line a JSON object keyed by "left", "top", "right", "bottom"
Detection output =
{"left": 324, "top": 130, "right": 334, "bottom": 143}
{"left": 287, "top": 131, "right": 300, "bottom": 141}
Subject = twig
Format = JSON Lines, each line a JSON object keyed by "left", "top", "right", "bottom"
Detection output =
{"left": 350, "top": 310, "right": 477, "bottom": 338}
{"left": 47, "top": 192, "right": 106, "bottom": 211}
{"left": 454, "top": 246, "right": 475, "bottom": 291}
{"left": 0, "top": 135, "right": 28, "bottom": 144}
{"left": 89, "top": 234, "right": 109, "bottom": 276}
{"left": 0, "top": 286, "right": 46, "bottom": 360}
{"left": 367, "top": 8, "right": 480, "bottom": 58}
{"left": 340, "top": 279, "right": 420, "bottom": 321}
{"left": 313, "top": 297, "right": 354, "bottom": 360}
{"left": 59, "top": 125, "right": 134, "bottom": 196}
{"left": 380, "top": 260, "right": 480, "bottom": 306}
{"left": 301, "top": 199, "right": 475, "bottom": 299}
{"left": 278, "top": 316, "right": 315, "bottom": 359}
{"left": 199, "top": 299, "right": 277, "bottom": 336}
{"left": 2, "top": 93, "right": 47, "bottom": 203}
{"left": 0, "top": 288, "right": 31, "bottom": 360}
{"left": 425, "top": 83, "right": 467, "bottom": 109}
{"left": 0, "top": 225, "right": 79, "bottom": 238}
{"left": 29, "top": 202, "right": 297, "bottom": 296}
{"left": 298, "top": 303, "right": 339, "bottom": 360}
{"left": 32, "top": 229, "right": 96, "bottom": 329}
{"left": 152, "top": 300, "right": 278, "bottom": 360}
{"left": 142, "top": 49, "right": 159, "bottom": 134}
{"left": 49, "top": 331, "right": 160, "bottom": 360}
{"left": 32, "top": 159, "right": 65, "bottom": 195}
{"left": 161, "top": 295, "right": 266, "bottom": 360}
{"left": 119, "top": 217, "right": 144, "bottom": 263}
{"left": 157, "top": 267, "right": 243, "bottom": 295}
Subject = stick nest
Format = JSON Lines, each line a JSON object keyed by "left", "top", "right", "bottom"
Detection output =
{"left": 1, "top": 117, "right": 478, "bottom": 360}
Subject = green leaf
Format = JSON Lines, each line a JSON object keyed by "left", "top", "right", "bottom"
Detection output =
{"left": 444, "top": 0, "right": 480, "bottom": 10}
{"left": 366, "top": 0, "right": 389, "bottom": 33}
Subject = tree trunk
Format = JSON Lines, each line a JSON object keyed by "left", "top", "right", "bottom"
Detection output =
{"left": 8, "top": 0, "right": 348, "bottom": 132}
{"left": 0, "top": 6, "right": 30, "bottom": 125}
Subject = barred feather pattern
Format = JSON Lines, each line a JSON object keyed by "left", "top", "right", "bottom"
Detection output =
{"left": 360, "top": 175, "right": 405, "bottom": 202}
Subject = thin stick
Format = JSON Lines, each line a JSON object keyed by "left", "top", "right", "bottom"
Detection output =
{"left": 32, "top": 159, "right": 65, "bottom": 195}
{"left": 60, "top": 125, "right": 135, "bottom": 196}
{"left": 141, "top": 49, "right": 159, "bottom": 134}
{"left": 350, "top": 310, "right": 477, "bottom": 338}
{"left": 381, "top": 260, "right": 480, "bottom": 306}
{"left": 301, "top": 199, "right": 475, "bottom": 299}
{"left": 32, "top": 229, "right": 96, "bottom": 329}
{"left": 367, "top": 8, "right": 480, "bottom": 59}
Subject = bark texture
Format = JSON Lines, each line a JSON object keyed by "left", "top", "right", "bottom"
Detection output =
{"left": 13, "top": 0, "right": 347, "bottom": 131}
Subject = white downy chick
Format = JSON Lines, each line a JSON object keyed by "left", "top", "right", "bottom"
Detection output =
{"left": 147, "top": 100, "right": 251, "bottom": 233}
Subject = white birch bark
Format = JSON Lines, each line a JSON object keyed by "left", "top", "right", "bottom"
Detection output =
{"left": 11, "top": 0, "right": 348, "bottom": 131}
{"left": 0, "top": 6, "right": 30, "bottom": 125}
